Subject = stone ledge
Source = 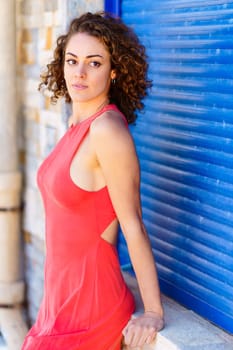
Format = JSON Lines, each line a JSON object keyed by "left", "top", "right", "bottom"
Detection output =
{"left": 123, "top": 273, "right": 233, "bottom": 350}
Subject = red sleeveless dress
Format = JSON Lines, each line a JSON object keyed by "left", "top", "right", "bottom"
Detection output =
{"left": 22, "top": 104, "right": 135, "bottom": 350}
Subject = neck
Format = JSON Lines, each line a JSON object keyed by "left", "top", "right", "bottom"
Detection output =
{"left": 71, "top": 98, "right": 109, "bottom": 126}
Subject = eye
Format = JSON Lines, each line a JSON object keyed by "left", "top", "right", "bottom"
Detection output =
{"left": 66, "top": 59, "right": 77, "bottom": 65}
{"left": 89, "top": 61, "right": 101, "bottom": 68}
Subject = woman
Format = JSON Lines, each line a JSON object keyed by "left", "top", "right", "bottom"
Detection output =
{"left": 22, "top": 12, "right": 164, "bottom": 350}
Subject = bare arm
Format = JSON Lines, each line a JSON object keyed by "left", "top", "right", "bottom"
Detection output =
{"left": 91, "top": 112, "right": 164, "bottom": 347}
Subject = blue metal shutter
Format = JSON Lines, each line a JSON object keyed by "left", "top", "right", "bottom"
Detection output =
{"left": 120, "top": 0, "right": 233, "bottom": 333}
{"left": 104, "top": 0, "right": 121, "bottom": 16}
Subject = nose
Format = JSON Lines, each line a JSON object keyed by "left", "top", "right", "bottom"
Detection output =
{"left": 74, "top": 62, "right": 86, "bottom": 78}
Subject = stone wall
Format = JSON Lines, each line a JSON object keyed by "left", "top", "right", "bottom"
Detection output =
{"left": 17, "top": 0, "right": 103, "bottom": 324}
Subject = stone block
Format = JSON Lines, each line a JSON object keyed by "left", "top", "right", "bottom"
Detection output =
{"left": 44, "top": 0, "right": 58, "bottom": 12}
{"left": 0, "top": 212, "right": 21, "bottom": 283}
{"left": 123, "top": 273, "right": 233, "bottom": 350}
{"left": 23, "top": 187, "right": 45, "bottom": 239}
{"left": 43, "top": 12, "right": 54, "bottom": 27}
{"left": 67, "top": 0, "right": 104, "bottom": 19}
{"left": 40, "top": 108, "right": 64, "bottom": 128}
{"left": 54, "top": 2, "right": 66, "bottom": 26}
{"left": 20, "top": 42, "right": 36, "bottom": 65}
{"left": 20, "top": 0, "right": 44, "bottom": 16}
{"left": 21, "top": 14, "right": 44, "bottom": 29}
{"left": 21, "top": 63, "right": 40, "bottom": 80}
{"left": 39, "top": 109, "right": 66, "bottom": 157}
{"left": 45, "top": 27, "right": 53, "bottom": 50}
{"left": 20, "top": 28, "right": 32, "bottom": 43}
{"left": 24, "top": 118, "right": 41, "bottom": 157}
{"left": 24, "top": 79, "right": 40, "bottom": 94}
{"left": 24, "top": 107, "right": 40, "bottom": 123}
{"left": 41, "top": 125, "right": 57, "bottom": 156}
{"left": 0, "top": 281, "right": 24, "bottom": 305}
{"left": 24, "top": 90, "right": 44, "bottom": 109}
{"left": 38, "top": 48, "right": 54, "bottom": 67}
{"left": 0, "top": 308, "right": 28, "bottom": 350}
{"left": 24, "top": 154, "right": 40, "bottom": 187}
{"left": 24, "top": 234, "right": 45, "bottom": 323}
{"left": 52, "top": 26, "right": 65, "bottom": 44}
{"left": 0, "top": 172, "right": 22, "bottom": 208}
{"left": 21, "top": 28, "right": 39, "bottom": 64}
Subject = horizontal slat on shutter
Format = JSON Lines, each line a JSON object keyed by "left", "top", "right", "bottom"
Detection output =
{"left": 121, "top": 0, "right": 233, "bottom": 333}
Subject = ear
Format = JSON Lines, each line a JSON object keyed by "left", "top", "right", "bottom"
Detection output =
{"left": 111, "top": 69, "right": 116, "bottom": 80}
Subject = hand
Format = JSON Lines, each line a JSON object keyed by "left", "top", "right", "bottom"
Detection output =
{"left": 122, "top": 312, "right": 164, "bottom": 348}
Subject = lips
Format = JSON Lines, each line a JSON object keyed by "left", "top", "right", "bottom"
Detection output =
{"left": 71, "top": 83, "right": 88, "bottom": 90}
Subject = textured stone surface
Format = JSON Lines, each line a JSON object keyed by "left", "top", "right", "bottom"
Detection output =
{"left": 17, "top": 0, "right": 104, "bottom": 322}
{"left": 123, "top": 273, "right": 233, "bottom": 350}
{"left": 67, "top": 0, "right": 104, "bottom": 20}
{"left": 0, "top": 308, "right": 28, "bottom": 350}
{"left": 0, "top": 0, "right": 18, "bottom": 171}
{"left": 24, "top": 234, "right": 45, "bottom": 324}
{"left": 0, "top": 281, "right": 25, "bottom": 305}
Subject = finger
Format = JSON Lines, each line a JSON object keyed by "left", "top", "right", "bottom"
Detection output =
{"left": 122, "top": 318, "right": 134, "bottom": 336}
{"left": 135, "top": 332, "right": 153, "bottom": 347}
{"left": 123, "top": 324, "right": 136, "bottom": 346}
{"left": 145, "top": 327, "right": 157, "bottom": 342}
{"left": 133, "top": 327, "right": 157, "bottom": 347}
{"left": 145, "top": 332, "right": 157, "bottom": 344}
{"left": 124, "top": 324, "right": 146, "bottom": 348}
{"left": 127, "top": 326, "right": 144, "bottom": 347}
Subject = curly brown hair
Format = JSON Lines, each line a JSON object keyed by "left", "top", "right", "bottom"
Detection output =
{"left": 39, "top": 12, "right": 152, "bottom": 124}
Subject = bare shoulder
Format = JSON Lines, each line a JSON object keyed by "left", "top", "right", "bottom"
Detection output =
{"left": 90, "top": 110, "right": 129, "bottom": 138}
{"left": 90, "top": 110, "right": 136, "bottom": 158}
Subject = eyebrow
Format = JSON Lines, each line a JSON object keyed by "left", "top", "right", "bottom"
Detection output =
{"left": 65, "top": 52, "right": 104, "bottom": 59}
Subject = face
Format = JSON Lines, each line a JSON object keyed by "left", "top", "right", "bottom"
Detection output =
{"left": 64, "top": 32, "right": 116, "bottom": 105}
